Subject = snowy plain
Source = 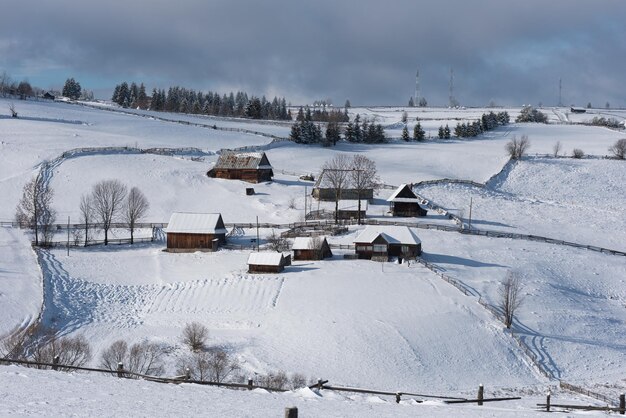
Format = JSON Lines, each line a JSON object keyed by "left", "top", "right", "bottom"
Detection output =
{"left": 1, "top": 98, "right": 625, "bottom": 415}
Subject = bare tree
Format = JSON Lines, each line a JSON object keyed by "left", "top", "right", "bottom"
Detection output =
{"left": 31, "top": 334, "right": 92, "bottom": 371}
{"left": 259, "top": 370, "right": 289, "bottom": 390}
{"left": 79, "top": 194, "right": 94, "bottom": 246}
{"left": 176, "top": 351, "right": 213, "bottom": 381}
{"left": 505, "top": 135, "right": 530, "bottom": 160}
{"left": 552, "top": 141, "right": 562, "bottom": 157}
{"left": 100, "top": 339, "right": 165, "bottom": 376}
{"left": 123, "top": 187, "right": 149, "bottom": 244}
{"left": 608, "top": 138, "right": 626, "bottom": 160}
{"left": 181, "top": 322, "right": 209, "bottom": 352}
{"left": 16, "top": 174, "right": 56, "bottom": 246}
{"left": 266, "top": 229, "right": 289, "bottom": 252}
{"left": 205, "top": 349, "right": 240, "bottom": 383}
{"left": 350, "top": 155, "right": 379, "bottom": 225}
{"left": 8, "top": 102, "right": 18, "bottom": 117}
{"left": 0, "top": 71, "right": 11, "bottom": 97}
{"left": 498, "top": 272, "right": 524, "bottom": 329}
{"left": 321, "top": 155, "right": 351, "bottom": 224}
{"left": 572, "top": 148, "right": 585, "bottom": 159}
{"left": 91, "top": 179, "right": 127, "bottom": 245}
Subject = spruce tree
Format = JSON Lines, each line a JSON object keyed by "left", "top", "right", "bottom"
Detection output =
{"left": 401, "top": 125, "right": 410, "bottom": 141}
{"left": 438, "top": 125, "right": 445, "bottom": 139}
{"left": 413, "top": 122, "right": 425, "bottom": 141}
{"left": 444, "top": 125, "right": 451, "bottom": 139}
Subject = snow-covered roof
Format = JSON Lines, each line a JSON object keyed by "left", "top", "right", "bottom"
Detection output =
{"left": 337, "top": 200, "right": 368, "bottom": 211}
{"left": 292, "top": 236, "right": 327, "bottom": 250}
{"left": 386, "top": 184, "right": 420, "bottom": 203}
{"left": 247, "top": 252, "right": 284, "bottom": 266}
{"left": 166, "top": 212, "right": 227, "bottom": 234}
{"left": 214, "top": 151, "right": 272, "bottom": 170}
{"left": 353, "top": 226, "right": 421, "bottom": 245}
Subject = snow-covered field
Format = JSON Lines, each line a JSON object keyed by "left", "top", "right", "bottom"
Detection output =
{"left": 1, "top": 98, "right": 625, "bottom": 414}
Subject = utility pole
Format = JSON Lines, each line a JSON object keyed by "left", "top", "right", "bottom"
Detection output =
{"left": 256, "top": 216, "right": 259, "bottom": 252}
{"left": 468, "top": 197, "right": 473, "bottom": 230}
{"left": 67, "top": 216, "right": 70, "bottom": 256}
{"left": 558, "top": 78, "right": 563, "bottom": 107}
{"left": 449, "top": 68, "right": 456, "bottom": 108}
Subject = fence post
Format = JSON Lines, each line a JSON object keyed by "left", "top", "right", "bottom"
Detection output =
{"left": 284, "top": 407, "right": 298, "bottom": 418}
{"left": 620, "top": 393, "right": 625, "bottom": 415}
{"left": 185, "top": 367, "right": 191, "bottom": 380}
{"left": 117, "top": 362, "right": 124, "bottom": 378}
{"left": 396, "top": 392, "right": 402, "bottom": 404}
{"left": 52, "top": 355, "right": 59, "bottom": 371}
{"left": 317, "top": 379, "right": 323, "bottom": 391}
{"left": 546, "top": 391, "right": 551, "bottom": 412}
{"left": 248, "top": 378, "right": 253, "bottom": 390}
{"left": 477, "top": 384, "right": 484, "bottom": 406}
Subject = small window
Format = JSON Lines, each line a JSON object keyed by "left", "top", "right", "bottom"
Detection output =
{"left": 373, "top": 244, "right": 387, "bottom": 253}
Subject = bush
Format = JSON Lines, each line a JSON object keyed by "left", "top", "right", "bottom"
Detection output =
{"left": 101, "top": 339, "right": 166, "bottom": 376}
{"left": 572, "top": 148, "right": 585, "bottom": 159}
{"left": 182, "top": 322, "right": 209, "bottom": 352}
{"left": 608, "top": 138, "right": 626, "bottom": 160}
{"left": 31, "top": 334, "right": 92, "bottom": 371}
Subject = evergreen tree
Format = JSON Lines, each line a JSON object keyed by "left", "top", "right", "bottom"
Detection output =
{"left": 354, "top": 114, "right": 362, "bottom": 142}
{"left": 62, "top": 78, "right": 82, "bottom": 100}
{"left": 438, "top": 125, "right": 445, "bottom": 139}
{"left": 325, "top": 121, "right": 341, "bottom": 146}
{"left": 408, "top": 97, "right": 415, "bottom": 107}
{"left": 289, "top": 123, "right": 302, "bottom": 143}
{"left": 413, "top": 122, "right": 425, "bottom": 141}
{"left": 444, "top": 125, "right": 451, "bottom": 139}
{"left": 401, "top": 125, "right": 410, "bottom": 141}
{"left": 418, "top": 97, "right": 428, "bottom": 107}
{"left": 344, "top": 121, "right": 355, "bottom": 142}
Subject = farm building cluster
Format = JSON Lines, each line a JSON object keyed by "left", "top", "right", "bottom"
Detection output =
{"left": 164, "top": 151, "right": 430, "bottom": 271}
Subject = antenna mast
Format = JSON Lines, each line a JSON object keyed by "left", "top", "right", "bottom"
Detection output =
{"left": 449, "top": 68, "right": 455, "bottom": 107}
{"left": 415, "top": 68, "right": 420, "bottom": 106}
{"left": 558, "top": 78, "right": 563, "bottom": 107}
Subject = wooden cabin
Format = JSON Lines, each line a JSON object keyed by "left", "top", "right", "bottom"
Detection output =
{"left": 166, "top": 212, "right": 227, "bottom": 252}
{"left": 42, "top": 92, "right": 55, "bottom": 100}
{"left": 387, "top": 184, "right": 427, "bottom": 217}
{"left": 292, "top": 236, "right": 333, "bottom": 261}
{"left": 247, "top": 252, "right": 288, "bottom": 273}
{"left": 312, "top": 169, "right": 373, "bottom": 201}
{"left": 207, "top": 151, "right": 273, "bottom": 183}
{"left": 353, "top": 226, "right": 422, "bottom": 261}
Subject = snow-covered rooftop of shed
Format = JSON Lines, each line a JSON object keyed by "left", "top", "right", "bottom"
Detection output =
{"left": 214, "top": 151, "right": 272, "bottom": 170}
{"left": 354, "top": 225, "right": 421, "bottom": 245}
{"left": 386, "top": 184, "right": 420, "bottom": 202}
{"left": 247, "top": 252, "right": 284, "bottom": 266}
{"left": 292, "top": 236, "right": 327, "bottom": 250}
{"left": 166, "top": 212, "right": 227, "bottom": 234}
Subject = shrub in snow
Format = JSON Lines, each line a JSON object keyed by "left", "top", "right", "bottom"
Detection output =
{"left": 505, "top": 135, "right": 530, "bottom": 160}
{"left": 182, "top": 322, "right": 209, "bottom": 352}
{"left": 572, "top": 148, "right": 585, "bottom": 159}
{"left": 608, "top": 138, "right": 626, "bottom": 160}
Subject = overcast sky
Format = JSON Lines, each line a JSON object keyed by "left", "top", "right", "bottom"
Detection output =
{"left": 1, "top": 0, "right": 624, "bottom": 107}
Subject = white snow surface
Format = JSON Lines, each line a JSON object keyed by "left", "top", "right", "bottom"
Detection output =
{"left": 1, "top": 99, "right": 626, "bottom": 415}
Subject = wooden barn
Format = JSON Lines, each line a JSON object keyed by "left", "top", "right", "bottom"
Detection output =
{"left": 207, "top": 151, "right": 273, "bottom": 183}
{"left": 165, "top": 212, "right": 227, "bottom": 252}
{"left": 247, "top": 252, "right": 289, "bottom": 273}
{"left": 292, "top": 236, "right": 333, "bottom": 261}
{"left": 312, "top": 169, "right": 374, "bottom": 201}
{"left": 353, "top": 226, "right": 422, "bottom": 261}
{"left": 336, "top": 200, "right": 368, "bottom": 220}
{"left": 386, "top": 184, "right": 427, "bottom": 217}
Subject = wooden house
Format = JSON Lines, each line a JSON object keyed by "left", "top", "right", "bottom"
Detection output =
{"left": 353, "top": 226, "right": 422, "bottom": 261}
{"left": 292, "top": 236, "right": 333, "bottom": 261}
{"left": 247, "top": 252, "right": 289, "bottom": 273}
{"left": 42, "top": 92, "right": 56, "bottom": 100}
{"left": 166, "top": 212, "right": 227, "bottom": 252}
{"left": 386, "top": 184, "right": 427, "bottom": 217}
{"left": 336, "top": 200, "right": 368, "bottom": 220}
{"left": 207, "top": 151, "right": 273, "bottom": 183}
{"left": 312, "top": 169, "right": 373, "bottom": 201}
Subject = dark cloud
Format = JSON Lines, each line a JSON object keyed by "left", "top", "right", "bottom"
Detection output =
{"left": 1, "top": 0, "right": 624, "bottom": 106}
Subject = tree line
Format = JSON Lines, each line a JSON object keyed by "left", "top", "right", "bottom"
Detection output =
{"left": 452, "top": 111, "right": 510, "bottom": 138}
{"left": 112, "top": 81, "right": 291, "bottom": 121}
{"left": 16, "top": 177, "right": 149, "bottom": 246}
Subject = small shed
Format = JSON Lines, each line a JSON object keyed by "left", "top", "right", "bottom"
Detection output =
{"left": 312, "top": 169, "right": 373, "bottom": 201}
{"left": 207, "top": 151, "right": 273, "bottom": 183}
{"left": 387, "top": 184, "right": 427, "bottom": 217}
{"left": 247, "top": 252, "right": 288, "bottom": 273}
{"left": 166, "top": 212, "right": 227, "bottom": 252}
{"left": 336, "top": 200, "right": 368, "bottom": 220}
{"left": 292, "top": 236, "right": 333, "bottom": 261}
{"left": 353, "top": 226, "right": 422, "bottom": 261}
{"left": 42, "top": 92, "right": 55, "bottom": 100}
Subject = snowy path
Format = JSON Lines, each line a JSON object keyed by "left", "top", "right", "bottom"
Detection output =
{"left": 0, "top": 227, "right": 42, "bottom": 337}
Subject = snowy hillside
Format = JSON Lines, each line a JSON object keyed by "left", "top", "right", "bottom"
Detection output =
{"left": 1, "top": 98, "right": 625, "bottom": 414}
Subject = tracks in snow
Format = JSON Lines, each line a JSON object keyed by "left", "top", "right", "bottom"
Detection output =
{"left": 37, "top": 249, "right": 285, "bottom": 335}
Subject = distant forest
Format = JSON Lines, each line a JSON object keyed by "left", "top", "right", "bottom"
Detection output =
{"left": 111, "top": 81, "right": 291, "bottom": 121}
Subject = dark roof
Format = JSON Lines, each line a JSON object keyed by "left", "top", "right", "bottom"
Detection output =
{"left": 214, "top": 151, "right": 272, "bottom": 170}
